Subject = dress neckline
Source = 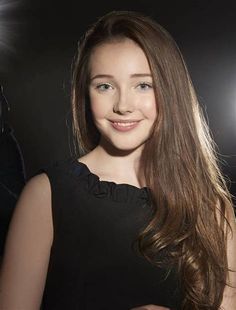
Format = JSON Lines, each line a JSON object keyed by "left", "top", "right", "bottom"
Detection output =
{"left": 76, "top": 159, "right": 148, "bottom": 190}
{"left": 70, "top": 158, "right": 151, "bottom": 203}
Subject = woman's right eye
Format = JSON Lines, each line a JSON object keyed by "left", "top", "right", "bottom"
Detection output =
{"left": 95, "top": 83, "right": 113, "bottom": 91}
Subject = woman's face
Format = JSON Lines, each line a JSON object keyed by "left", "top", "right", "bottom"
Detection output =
{"left": 88, "top": 38, "right": 157, "bottom": 153}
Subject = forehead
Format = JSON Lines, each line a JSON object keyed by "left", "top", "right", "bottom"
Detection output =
{"left": 88, "top": 38, "right": 151, "bottom": 76}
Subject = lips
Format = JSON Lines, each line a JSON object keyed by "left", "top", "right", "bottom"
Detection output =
{"left": 112, "top": 121, "right": 138, "bottom": 126}
{"left": 109, "top": 119, "right": 141, "bottom": 123}
{"left": 110, "top": 119, "right": 141, "bottom": 132}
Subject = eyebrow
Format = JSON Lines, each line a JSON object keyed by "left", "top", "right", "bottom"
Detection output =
{"left": 90, "top": 73, "right": 152, "bottom": 81}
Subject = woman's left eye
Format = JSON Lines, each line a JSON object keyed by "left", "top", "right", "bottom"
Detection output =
{"left": 137, "top": 83, "right": 153, "bottom": 90}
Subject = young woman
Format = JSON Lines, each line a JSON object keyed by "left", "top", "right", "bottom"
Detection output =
{"left": 0, "top": 10, "right": 235, "bottom": 310}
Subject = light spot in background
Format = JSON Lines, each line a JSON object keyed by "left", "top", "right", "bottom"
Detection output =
{"left": 228, "top": 75, "right": 236, "bottom": 133}
{"left": 232, "top": 92, "right": 236, "bottom": 132}
{"left": 0, "top": 0, "right": 20, "bottom": 52}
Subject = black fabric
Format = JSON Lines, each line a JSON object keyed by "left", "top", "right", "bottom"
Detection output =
{"left": 37, "top": 157, "right": 182, "bottom": 310}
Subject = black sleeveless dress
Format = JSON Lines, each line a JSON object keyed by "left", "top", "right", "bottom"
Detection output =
{"left": 37, "top": 157, "right": 182, "bottom": 310}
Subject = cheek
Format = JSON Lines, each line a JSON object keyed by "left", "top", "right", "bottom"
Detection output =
{"left": 140, "top": 97, "right": 157, "bottom": 120}
{"left": 89, "top": 94, "right": 108, "bottom": 120}
{"left": 91, "top": 105, "right": 109, "bottom": 121}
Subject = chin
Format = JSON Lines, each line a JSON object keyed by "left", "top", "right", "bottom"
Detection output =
{"left": 103, "top": 138, "right": 146, "bottom": 154}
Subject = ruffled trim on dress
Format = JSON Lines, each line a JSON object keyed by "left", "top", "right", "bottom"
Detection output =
{"left": 67, "top": 158, "right": 151, "bottom": 204}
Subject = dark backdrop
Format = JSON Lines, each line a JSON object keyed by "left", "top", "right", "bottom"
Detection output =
{"left": 1, "top": 0, "right": 236, "bottom": 200}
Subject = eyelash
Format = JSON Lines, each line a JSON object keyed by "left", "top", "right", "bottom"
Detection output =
{"left": 137, "top": 82, "right": 153, "bottom": 90}
{"left": 95, "top": 82, "right": 153, "bottom": 91}
{"left": 96, "top": 83, "right": 113, "bottom": 91}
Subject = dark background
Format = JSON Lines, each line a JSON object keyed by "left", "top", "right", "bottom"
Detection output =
{"left": 1, "top": 0, "right": 236, "bottom": 199}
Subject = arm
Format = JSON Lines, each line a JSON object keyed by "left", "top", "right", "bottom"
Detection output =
{"left": 0, "top": 173, "right": 53, "bottom": 310}
{"left": 220, "top": 205, "right": 236, "bottom": 309}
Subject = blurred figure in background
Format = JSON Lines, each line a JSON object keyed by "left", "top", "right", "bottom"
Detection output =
{"left": 0, "top": 85, "right": 26, "bottom": 259}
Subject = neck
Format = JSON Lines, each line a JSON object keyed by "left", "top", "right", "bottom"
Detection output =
{"left": 79, "top": 139, "right": 146, "bottom": 188}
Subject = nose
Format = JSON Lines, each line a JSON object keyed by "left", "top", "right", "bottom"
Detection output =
{"left": 113, "top": 89, "right": 135, "bottom": 114}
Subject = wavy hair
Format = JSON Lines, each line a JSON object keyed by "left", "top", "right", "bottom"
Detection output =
{"left": 71, "top": 10, "right": 234, "bottom": 309}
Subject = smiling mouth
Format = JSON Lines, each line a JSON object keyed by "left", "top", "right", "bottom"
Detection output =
{"left": 110, "top": 120, "right": 140, "bottom": 131}
{"left": 112, "top": 121, "right": 138, "bottom": 127}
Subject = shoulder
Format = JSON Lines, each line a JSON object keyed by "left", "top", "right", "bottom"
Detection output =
{"left": 18, "top": 173, "right": 51, "bottom": 213}
{"left": 24, "top": 172, "right": 51, "bottom": 195}
{"left": 35, "top": 157, "right": 82, "bottom": 183}
{"left": 30, "top": 172, "right": 51, "bottom": 190}
{"left": 7, "top": 172, "right": 53, "bottom": 248}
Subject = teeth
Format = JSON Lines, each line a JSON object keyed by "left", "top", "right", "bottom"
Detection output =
{"left": 113, "top": 122, "right": 137, "bottom": 127}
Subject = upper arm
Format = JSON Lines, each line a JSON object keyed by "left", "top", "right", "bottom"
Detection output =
{"left": 0, "top": 173, "right": 53, "bottom": 310}
{"left": 220, "top": 205, "right": 236, "bottom": 309}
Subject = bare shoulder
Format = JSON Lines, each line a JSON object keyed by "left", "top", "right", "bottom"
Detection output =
{"left": 21, "top": 172, "right": 51, "bottom": 203}
{"left": 10, "top": 172, "right": 53, "bottom": 243}
{"left": 9, "top": 172, "right": 53, "bottom": 234}
{"left": 2, "top": 172, "right": 54, "bottom": 257}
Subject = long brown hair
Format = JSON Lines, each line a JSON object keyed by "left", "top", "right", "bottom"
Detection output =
{"left": 71, "top": 11, "right": 234, "bottom": 309}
